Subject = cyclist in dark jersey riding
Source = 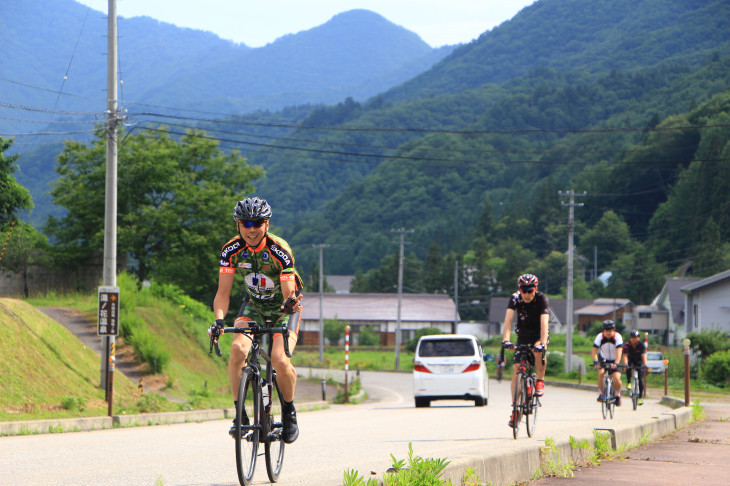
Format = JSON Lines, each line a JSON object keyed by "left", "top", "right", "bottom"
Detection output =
{"left": 210, "top": 197, "right": 303, "bottom": 443}
{"left": 502, "top": 274, "right": 549, "bottom": 427}
{"left": 622, "top": 329, "right": 647, "bottom": 405}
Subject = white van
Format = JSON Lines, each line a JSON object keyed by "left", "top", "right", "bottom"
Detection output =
{"left": 413, "top": 334, "right": 489, "bottom": 407}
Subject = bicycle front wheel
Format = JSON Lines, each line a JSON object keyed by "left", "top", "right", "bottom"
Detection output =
{"left": 235, "top": 368, "right": 261, "bottom": 486}
{"left": 265, "top": 374, "right": 286, "bottom": 483}
{"left": 606, "top": 377, "right": 615, "bottom": 419}
{"left": 512, "top": 373, "right": 524, "bottom": 439}
{"left": 525, "top": 378, "right": 539, "bottom": 437}
{"left": 601, "top": 374, "right": 610, "bottom": 419}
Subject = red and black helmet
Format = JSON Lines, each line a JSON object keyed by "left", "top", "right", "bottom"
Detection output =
{"left": 518, "top": 274, "right": 539, "bottom": 290}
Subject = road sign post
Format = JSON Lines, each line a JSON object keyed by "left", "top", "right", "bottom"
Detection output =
{"left": 98, "top": 286, "right": 119, "bottom": 415}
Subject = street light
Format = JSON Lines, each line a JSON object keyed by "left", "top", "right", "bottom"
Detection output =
{"left": 682, "top": 338, "right": 691, "bottom": 406}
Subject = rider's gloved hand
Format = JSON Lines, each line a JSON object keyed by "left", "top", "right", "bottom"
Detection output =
{"left": 208, "top": 318, "right": 225, "bottom": 338}
{"left": 502, "top": 340, "right": 514, "bottom": 349}
{"left": 534, "top": 343, "right": 545, "bottom": 352}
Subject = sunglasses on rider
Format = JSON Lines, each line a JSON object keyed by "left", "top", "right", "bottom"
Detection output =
{"left": 520, "top": 286, "right": 536, "bottom": 293}
{"left": 239, "top": 219, "right": 267, "bottom": 229}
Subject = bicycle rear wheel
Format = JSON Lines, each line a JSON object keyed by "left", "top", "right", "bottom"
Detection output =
{"left": 235, "top": 368, "right": 261, "bottom": 486}
{"left": 631, "top": 371, "right": 639, "bottom": 410}
{"left": 265, "top": 373, "right": 286, "bottom": 483}
{"left": 512, "top": 373, "right": 524, "bottom": 439}
{"left": 525, "top": 377, "right": 538, "bottom": 437}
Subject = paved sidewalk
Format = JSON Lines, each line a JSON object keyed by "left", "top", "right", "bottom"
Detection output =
{"left": 530, "top": 402, "right": 730, "bottom": 486}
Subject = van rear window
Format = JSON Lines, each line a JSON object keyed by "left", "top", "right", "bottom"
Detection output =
{"left": 418, "top": 339, "right": 475, "bottom": 357}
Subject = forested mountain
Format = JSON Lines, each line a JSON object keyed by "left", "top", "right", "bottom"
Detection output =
{"left": 3, "top": 0, "right": 730, "bottom": 316}
{"left": 0, "top": 1, "right": 451, "bottom": 134}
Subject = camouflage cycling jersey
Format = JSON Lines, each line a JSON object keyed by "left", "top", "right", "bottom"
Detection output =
{"left": 219, "top": 232, "right": 303, "bottom": 315}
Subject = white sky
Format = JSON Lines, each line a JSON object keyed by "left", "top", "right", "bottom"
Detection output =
{"left": 75, "top": 0, "right": 537, "bottom": 48}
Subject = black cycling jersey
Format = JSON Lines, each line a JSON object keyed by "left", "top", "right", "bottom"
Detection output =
{"left": 507, "top": 290, "right": 549, "bottom": 338}
{"left": 623, "top": 340, "right": 646, "bottom": 365}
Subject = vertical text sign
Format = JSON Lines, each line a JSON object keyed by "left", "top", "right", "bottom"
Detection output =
{"left": 98, "top": 286, "right": 120, "bottom": 336}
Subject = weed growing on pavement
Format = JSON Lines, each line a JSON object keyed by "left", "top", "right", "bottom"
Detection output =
{"left": 342, "top": 443, "right": 452, "bottom": 486}
{"left": 462, "top": 466, "right": 493, "bottom": 485}
{"left": 691, "top": 399, "right": 705, "bottom": 423}
{"left": 589, "top": 430, "right": 616, "bottom": 464}
{"left": 532, "top": 436, "right": 574, "bottom": 479}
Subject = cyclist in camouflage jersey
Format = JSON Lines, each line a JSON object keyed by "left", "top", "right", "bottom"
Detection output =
{"left": 211, "top": 197, "right": 303, "bottom": 443}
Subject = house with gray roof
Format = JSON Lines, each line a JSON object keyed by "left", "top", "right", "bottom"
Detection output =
{"left": 681, "top": 268, "right": 730, "bottom": 336}
{"left": 299, "top": 292, "right": 458, "bottom": 346}
{"left": 634, "top": 277, "right": 698, "bottom": 345}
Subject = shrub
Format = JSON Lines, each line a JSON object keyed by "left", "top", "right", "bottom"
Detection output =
{"left": 60, "top": 396, "right": 85, "bottom": 412}
{"left": 546, "top": 352, "right": 565, "bottom": 376}
{"left": 324, "top": 317, "right": 346, "bottom": 345}
{"left": 700, "top": 349, "right": 730, "bottom": 386}
{"left": 357, "top": 326, "right": 379, "bottom": 346}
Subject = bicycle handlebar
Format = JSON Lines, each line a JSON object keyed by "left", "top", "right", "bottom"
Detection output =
{"left": 209, "top": 324, "right": 292, "bottom": 358}
{"left": 499, "top": 342, "right": 546, "bottom": 366}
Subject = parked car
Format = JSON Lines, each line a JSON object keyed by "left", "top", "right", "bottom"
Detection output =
{"left": 412, "top": 334, "right": 489, "bottom": 407}
{"left": 646, "top": 351, "right": 667, "bottom": 373}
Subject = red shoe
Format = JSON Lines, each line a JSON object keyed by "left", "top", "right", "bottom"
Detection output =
{"left": 508, "top": 411, "right": 517, "bottom": 428}
{"left": 536, "top": 380, "right": 544, "bottom": 397}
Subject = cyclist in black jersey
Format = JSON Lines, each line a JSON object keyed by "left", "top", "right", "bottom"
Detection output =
{"left": 622, "top": 329, "right": 647, "bottom": 405}
{"left": 210, "top": 197, "right": 303, "bottom": 443}
{"left": 501, "top": 274, "right": 549, "bottom": 427}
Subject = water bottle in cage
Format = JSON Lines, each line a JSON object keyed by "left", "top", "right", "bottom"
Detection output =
{"left": 262, "top": 376, "right": 271, "bottom": 413}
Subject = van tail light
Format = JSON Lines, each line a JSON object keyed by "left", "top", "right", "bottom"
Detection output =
{"left": 413, "top": 361, "right": 431, "bottom": 373}
{"left": 462, "top": 360, "right": 481, "bottom": 373}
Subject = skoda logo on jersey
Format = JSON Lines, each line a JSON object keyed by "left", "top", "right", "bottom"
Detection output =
{"left": 245, "top": 273, "right": 278, "bottom": 293}
{"left": 270, "top": 245, "right": 291, "bottom": 266}
{"left": 221, "top": 241, "right": 241, "bottom": 258}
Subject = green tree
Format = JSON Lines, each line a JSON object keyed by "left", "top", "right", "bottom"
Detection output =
{"left": 46, "top": 128, "right": 263, "bottom": 300}
{"left": 0, "top": 137, "right": 33, "bottom": 226}
{"left": 324, "top": 317, "right": 346, "bottom": 345}
{"left": 578, "top": 210, "right": 637, "bottom": 272}
{"left": 0, "top": 222, "right": 51, "bottom": 297}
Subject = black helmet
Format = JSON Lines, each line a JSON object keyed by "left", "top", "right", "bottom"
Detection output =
{"left": 233, "top": 197, "right": 272, "bottom": 221}
{"left": 602, "top": 320, "right": 616, "bottom": 330}
{"left": 518, "top": 273, "right": 539, "bottom": 290}
{"left": 630, "top": 329, "right": 641, "bottom": 338}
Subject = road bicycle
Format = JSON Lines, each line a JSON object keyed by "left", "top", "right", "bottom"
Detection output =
{"left": 500, "top": 342, "right": 545, "bottom": 439}
{"left": 596, "top": 361, "right": 623, "bottom": 419}
{"left": 210, "top": 322, "right": 291, "bottom": 485}
{"left": 626, "top": 363, "right": 645, "bottom": 410}
{"left": 495, "top": 353, "right": 505, "bottom": 382}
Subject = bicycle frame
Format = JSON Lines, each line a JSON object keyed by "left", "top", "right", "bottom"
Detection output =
{"left": 210, "top": 324, "right": 291, "bottom": 485}
{"left": 500, "top": 343, "right": 545, "bottom": 439}
{"left": 597, "top": 361, "right": 622, "bottom": 419}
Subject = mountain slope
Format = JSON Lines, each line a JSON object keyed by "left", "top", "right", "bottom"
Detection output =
{"left": 384, "top": 0, "right": 730, "bottom": 102}
{"left": 0, "top": 1, "right": 451, "bottom": 134}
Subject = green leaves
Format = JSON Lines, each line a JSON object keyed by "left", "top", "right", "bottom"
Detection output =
{"left": 46, "top": 128, "right": 264, "bottom": 300}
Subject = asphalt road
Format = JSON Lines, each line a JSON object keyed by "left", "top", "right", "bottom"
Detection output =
{"left": 0, "top": 371, "right": 677, "bottom": 486}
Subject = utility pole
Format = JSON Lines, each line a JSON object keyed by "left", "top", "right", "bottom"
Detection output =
{"left": 100, "top": 0, "right": 120, "bottom": 414}
{"left": 391, "top": 228, "right": 413, "bottom": 370}
{"left": 559, "top": 190, "right": 585, "bottom": 374}
{"left": 453, "top": 260, "right": 459, "bottom": 334}
{"left": 313, "top": 243, "right": 329, "bottom": 362}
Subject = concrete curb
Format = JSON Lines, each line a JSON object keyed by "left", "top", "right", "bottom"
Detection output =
{"left": 0, "top": 401, "right": 328, "bottom": 436}
{"left": 436, "top": 405, "right": 693, "bottom": 486}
